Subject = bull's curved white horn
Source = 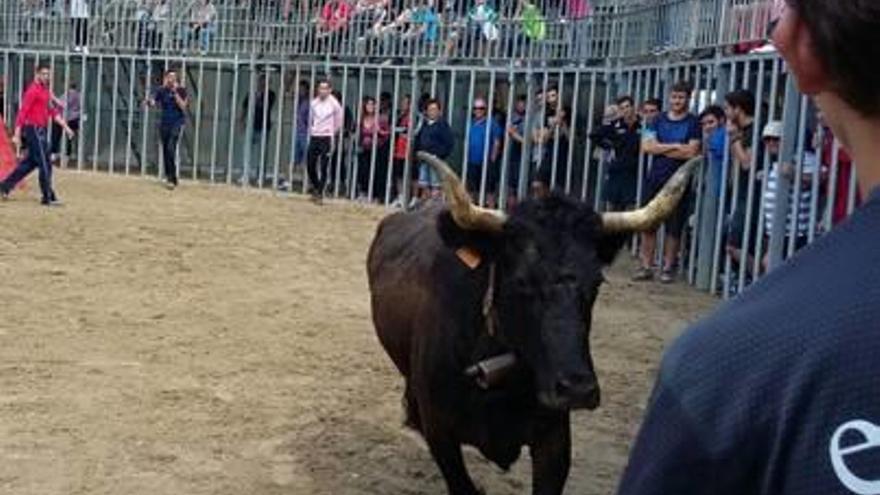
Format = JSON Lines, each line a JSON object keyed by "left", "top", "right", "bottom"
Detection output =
{"left": 417, "top": 152, "right": 507, "bottom": 233}
{"left": 601, "top": 157, "right": 703, "bottom": 233}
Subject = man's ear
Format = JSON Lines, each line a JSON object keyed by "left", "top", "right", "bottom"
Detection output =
{"left": 595, "top": 232, "right": 629, "bottom": 266}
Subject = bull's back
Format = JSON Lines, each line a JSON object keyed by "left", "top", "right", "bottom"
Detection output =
{"left": 367, "top": 205, "right": 447, "bottom": 377}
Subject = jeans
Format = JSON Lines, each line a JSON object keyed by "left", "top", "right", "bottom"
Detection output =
{"left": 183, "top": 23, "right": 215, "bottom": 52}
{"left": 159, "top": 124, "right": 182, "bottom": 185}
{"left": 242, "top": 129, "right": 269, "bottom": 182}
{"left": 306, "top": 136, "right": 333, "bottom": 195}
{"left": 0, "top": 126, "right": 56, "bottom": 202}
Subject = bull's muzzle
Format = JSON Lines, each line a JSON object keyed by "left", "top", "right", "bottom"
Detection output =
{"left": 539, "top": 374, "right": 601, "bottom": 411}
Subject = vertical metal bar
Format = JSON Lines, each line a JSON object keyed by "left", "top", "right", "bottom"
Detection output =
{"left": 786, "top": 94, "right": 810, "bottom": 259}
{"left": 335, "top": 65, "right": 351, "bottom": 199}
{"left": 479, "top": 69, "right": 497, "bottom": 207}
{"left": 385, "top": 69, "right": 401, "bottom": 207}
{"left": 498, "top": 71, "right": 516, "bottom": 210}
{"left": 580, "top": 71, "right": 597, "bottom": 201}
{"left": 352, "top": 64, "right": 366, "bottom": 200}
{"left": 140, "top": 54, "right": 152, "bottom": 177}
{"left": 462, "top": 69, "right": 476, "bottom": 192}
{"left": 303, "top": 64, "right": 316, "bottom": 196}
{"left": 193, "top": 59, "right": 205, "bottom": 182}
{"left": 273, "top": 64, "right": 286, "bottom": 193}
{"left": 846, "top": 156, "right": 859, "bottom": 216}
{"left": 210, "top": 59, "right": 222, "bottom": 184}
{"left": 258, "top": 65, "right": 272, "bottom": 189}
{"left": 367, "top": 67, "right": 383, "bottom": 202}
{"left": 92, "top": 54, "right": 103, "bottom": 172}
{"left": 564, "top": 70, "right": 580, "bottom": 195}
{"left": 594, "top": 71, "right": 612, "bottom": 209}
{"left": 125, "top": 55, "right": 135, "bottom": 175}
{"left": 226, "top": 56, "right": 240, "bottom": 185}
{"left": 109, "top": 56, "right": 119, "bottom": 175}
{"left": 751, "top": 57, "right": 782, "bottom": 277}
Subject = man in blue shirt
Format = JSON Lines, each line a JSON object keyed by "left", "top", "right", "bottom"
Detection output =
{"left": 146, "top": 69, "right": 188, "bottom": 189}
{"left": 636, "top": 80, "right": 701, "bottom": 283}
{"left": 466, "top": 97, "right": 503, "bottom": 207}
{"left": 618, "top": 2, "right": 880, "bottom": 493}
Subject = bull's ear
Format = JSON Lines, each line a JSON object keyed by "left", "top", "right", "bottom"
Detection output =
{"left": 595, "top": 233, "right": 629, "bottom": 266}
{"left": 436, "top": 210, "right": 501, "bottom": 256}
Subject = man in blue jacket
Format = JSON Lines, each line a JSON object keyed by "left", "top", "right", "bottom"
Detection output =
{"left": 413, "top": 98, "right": 454, "bottom": 201}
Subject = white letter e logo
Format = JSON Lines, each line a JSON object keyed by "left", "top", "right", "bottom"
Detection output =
{"left": 830, "top": 420, "right": 880, "bottom": 495}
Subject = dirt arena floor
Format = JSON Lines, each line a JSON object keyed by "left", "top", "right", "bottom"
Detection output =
{"left": 0, "top": 170, "right": 716, "bottom": 495}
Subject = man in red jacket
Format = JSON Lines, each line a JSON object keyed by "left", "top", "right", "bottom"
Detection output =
{"left": 0, "top": 64, "right": 75, "bottom": 206}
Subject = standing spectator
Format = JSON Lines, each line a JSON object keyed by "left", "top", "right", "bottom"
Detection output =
{"left": 356, "top": 96, "right": 391, "bottom": 201}
{"left": 533, "top": 105, "right": 572, "bottom": 197}
{"left": 150, "top": 0, "right": 170, "bottom": 53}
{"left": 239, "top": 75, "right": 277, "bottom": 185}
{"left": 617, "top": 3, "right": 880, "bottom": 493}
{"left": 467, "top": 0, "right": 499, "bottom": 59}
{"left": 145, "top": 69, "right": 188, "bottom": 190}
{"left": 758, "top": 120, "right": 819, "bottom": 271}
{"left": 723, "top": 89, "right": 761, "bottom": 275}
{"left": 466, "top": 97, "right": 503, "bottom": 207}
{"left": 634, "top": 81, "right": 701, "bottom": 283}
{"left": 0, "top": 64, "right": 75, "bottom": 206}
{"left": 699, "top": 105, "right": 727, "bottom": 198}
{"left": 183, "top": 0, "right": 217, "bottom": 55}
{"left": 70, "top": 0, "right": 90, "bottom": 53}
{"left": 640, "top": 97, "right": 661, "bottom": 125}
{"left": 816, "top": 111, "right": 861, "bottom": 225}
{"left": 306, "top": 80, "right": 343, "bottom": 203}
{"left": 593, "top": 95, "right": 642, "bottom": 212}
{"left": 413, "top": 97, "right": 454, "bottom": 201}
{"left": 317, "top": 0, "right": 354, "bottom": 42}
{"left": 50, "top": 83, "right": 81, "bottom": 164}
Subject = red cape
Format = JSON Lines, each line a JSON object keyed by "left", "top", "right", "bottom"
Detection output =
{"left": 0, "top": 115, "right": 25, "bottom": 190}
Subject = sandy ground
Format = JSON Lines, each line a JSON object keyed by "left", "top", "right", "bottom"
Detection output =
{"left": 0, "top": 170, "right": 716, "bottom": 495}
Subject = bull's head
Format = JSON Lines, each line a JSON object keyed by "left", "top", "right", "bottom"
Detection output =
{"left": 420, "top": 152, "right": 699, "bottom": 411}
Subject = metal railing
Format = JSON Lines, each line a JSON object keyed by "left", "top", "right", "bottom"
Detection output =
{"left": 1, "top": 0, "right": 777, "bottom": 63}
{"left": 0, "top": 46, "right": 860, "bottom": 301}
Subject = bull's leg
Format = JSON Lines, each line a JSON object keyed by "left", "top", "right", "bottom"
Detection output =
{"left": 529, "top": 413, "right": 571, "bottom": 495}
{"left": 424, "top": 436, "right": 484, "bottom": 495}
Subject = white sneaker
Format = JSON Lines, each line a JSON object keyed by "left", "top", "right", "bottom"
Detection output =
{"left": 82, "top": 46, "right": 89, "bottom": 54}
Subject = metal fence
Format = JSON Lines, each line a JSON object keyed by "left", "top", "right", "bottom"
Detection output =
{"left": 0, "top": 0, "right": 777, "bottom": 63}
{"left": 0, "top": 47, "right": 858, "bottom": 298}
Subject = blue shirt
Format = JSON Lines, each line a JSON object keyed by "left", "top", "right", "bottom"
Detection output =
{"left": 706, "top": 126, "right": 727, "bottom": 196}
{"left": 645, "top": 112, "right": 700, "bottom": 184}
{"left": 152, "top": 86, "right": 187, "bottom": 128}
{"left": 412, "top": 7, "right": 439, "bottom": 42}
{"left": 618, "top": 186, "right": 880, "bottom": 495}
{"left": 467, "top": 117, "right": 503, "bottom": 166}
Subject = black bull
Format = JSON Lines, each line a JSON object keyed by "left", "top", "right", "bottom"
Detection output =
{"left": 366, "top": 154, "right": 699, "bottom": 495}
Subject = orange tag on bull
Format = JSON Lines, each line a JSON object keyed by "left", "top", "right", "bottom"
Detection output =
{"left": 456, "top": 247, "right": 482, "bottom": 270}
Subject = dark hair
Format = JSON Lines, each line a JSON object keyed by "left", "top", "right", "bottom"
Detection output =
{"left": 517, "top": 94, "right": 528, "bottom": 102}
{"left": 36, "top": 63, "right": 51, "bottom": 73}
{"left": 318, "top": 80, "right": 332, "bottom": 88}
{"left": 616, "top": 95, "right": 634, "bottom": 106}
{"left": 725, "top": 89, "right": 756, "bottom": 117}
{"left": 643, "top": 98, "right": 662, "bottom": 111}
{"left": 788, "top": 0, "right": 880, "bottom": 116}
{"left": 670, "top": 80, "right": 694, "bottom": 95}
{"left": 363, "top": 96, "right": 376, "bottom": 107}
{"left": 699, "top": 105, "right": 726, "bottom": 122}
{"left": 425, "top": 98, "right": 442, "bottom": 110}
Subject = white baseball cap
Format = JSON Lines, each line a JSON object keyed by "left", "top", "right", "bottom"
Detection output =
{"left": 763, "top": 121, "right": 783, "bottom": 139}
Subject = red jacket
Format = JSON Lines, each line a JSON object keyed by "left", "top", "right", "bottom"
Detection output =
{"left": 15, "top": 81, "right": 58, "bottom": 129}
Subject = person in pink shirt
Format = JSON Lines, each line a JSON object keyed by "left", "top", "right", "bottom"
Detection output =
{"left": 318, "top": 0, "right": 353, "bottom": 38}
{"left": 306, "top": 80, "right": 344, "bottom": 203}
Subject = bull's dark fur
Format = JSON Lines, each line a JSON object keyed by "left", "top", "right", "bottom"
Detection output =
{"left": 367, "top": 194, "right": 626, "bottom": 495}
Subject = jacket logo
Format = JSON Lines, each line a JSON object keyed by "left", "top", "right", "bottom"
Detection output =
{"left": 830, "top": 419, "right": 880, "bottom": 494}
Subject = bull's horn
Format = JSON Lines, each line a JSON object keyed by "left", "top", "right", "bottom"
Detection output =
{"left": 417, "top": 151, "right": 507, "bottom": 232}
{"left": 601, "top": 157, "right": 703, "bottom": 233}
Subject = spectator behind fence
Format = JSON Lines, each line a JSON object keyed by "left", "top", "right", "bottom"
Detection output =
{"left": 758, "top": 120, "right": 819, "bottom": 272}
{"left": 318, "top": 0, "right": 354, "bottom": 39}
{"left": 640, "top": 98, "right": 661, "bottom": 126}
{"left": 593, "top": 95, "right": 642, "bottom": 212}
{"left": 0, "top": 64, "right": 75, "bottom": 206}
{"left": 290, "top": 80, "right": 311, "bottom": 176}
{"left": 50, "top": 83, "right": 81, "bottom": 164}
{"left": 724, "top": 89, "right": 762, "bottom": 276}
{"left": 413, "top": 98, "right": 454, "bottom": 201}
{"left": 533, "top": 104, "right": 572, "bottom": 197}
{"left": 183, "top": 0, "right": 217, "bottom": 55}
{"left": 635, "top": 81, "right": 701, "bottom": 284}
{"left": 618, "top": 1, "right": 880, "bottom": 493}
{"left": 356, "top": 96, "right": 391, "bottom": 202}
{"left": 466, "top": 97, "right": 504, "bottom": 207}
{"left": 145, "top": 69, "right": 188, "bottom": 190}
{"left": 239, "top": 75, "right": 277, "bottom": 185}
{"left": 306, "top": 80, "right": 343, "bottom": 203}
{"left": 699, "top": 105, "right": 727, "bottom": 198}
{"left": 70, "top": 0, "right": 90, "bottom": 53}
{"left": 816, "top": 111, "right": 862, "bottom": 225}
